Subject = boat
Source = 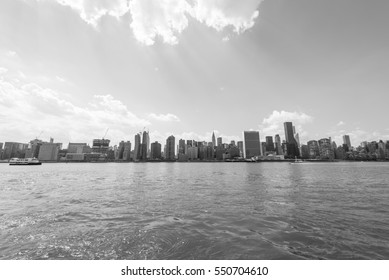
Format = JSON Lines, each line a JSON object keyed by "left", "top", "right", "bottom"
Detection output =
{"left": 9, "top": 158, "right": 42, "bottom": 165}
{"left": 290, "top": 157, "right": 306, "bottom": 164}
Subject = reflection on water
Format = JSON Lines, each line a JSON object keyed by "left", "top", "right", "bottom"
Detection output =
{"left": 0, "top": 162, "right": 388, "bottom": 259}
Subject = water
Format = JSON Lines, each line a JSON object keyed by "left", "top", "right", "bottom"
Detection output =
{"left": 0, "top": 162, "right": 388, "bottom": 260}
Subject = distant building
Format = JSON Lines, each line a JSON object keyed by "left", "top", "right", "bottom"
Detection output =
{"left": 274, "top": 134, "right": 283, "bottom": 155}
{"left": 25, "top": 139, "right": 43, "bottom": 158}
{"left": 38, "top": 142, "right": 62, "bottom": 161}
{"left": 301, "top": 144, "right": 309, "bottom": 159}
{"left": 243, "top": 131, "right": 261, "bottom": 159}
{"left": 284, "top": 122, "right": 300, "bottom": 158}
{"left": 307, "top": 140, "right": 320, "bottom": 159}
{"left": 165, "top": 135, "right": 175, "bottom": 160}
{"left": 178, "top": 139, "right": 186, "bottom": 155}
{"left": 318, "top": 138, "right": 334, "bottom": 160}
{"left": 187, "top": 146, "right": 198, "bottom": 160}
{"left": 134, "top": 133, "right": 141, "bottom": 160}
{"left": 212, "top": 132, "right": 216, "bottom": 147}
{"left": 141, "top": 131, "right": 149, "bottom": 160}
{"left": 217, "top": 137, "right": 222, "bottom": 147}
{"left": 67, "top": 143, "right": 88, "bottom": 154}
{"left": 2, "top": 142, "right": 28, "bottom": 159}
{"left": 265, "top": 136, "right": 275, "bottom": 152}
{"left": 92, "top": 139, "right": 110, "bottom": 154}
{"left": 237, "top": 141, "right": 244, "bottom": 157}
{"left": 123, "top": 141, "right": 131, "bottom": 161}
{"left": 150, "top": 141, "right": 162, "bottom": 160}
{"left": 343, "top": 135, "right": 352, "bottom": 150}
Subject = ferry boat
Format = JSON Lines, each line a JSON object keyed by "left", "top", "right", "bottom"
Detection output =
{"left": 9, "top": 158, "right": 42, "bottom": 165}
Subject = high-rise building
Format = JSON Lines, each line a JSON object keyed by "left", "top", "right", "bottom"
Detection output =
{"left": 243, "top": 131, "right": 261, "bottom": 159}
{"left": 67, "top": 143, "right": 87, "bottom": 154}
{"left": 283, "top": 122, "right": 300, "bottom": 158}
{"left": 141, "top": 131, "right": 149, "bottom": 160}
{"left": 134, "top": 133, "right": 141, "bottom": 160}
{"left": 178, "top": 139, "right": 186, "bottom": 155}
{"left": 123, "top": 141, "right": 131, "bottom": 161}
{"left": 274, "top": 134, "right": 283, "bottom": 155}
{"left": 318, "top": 138, "right": 334, "bottom": 160}
{"left": 237, "top": 141, "right": 244, "bottom": 157}
{"left": 150, "top": 141, "right": 162, "bottom": 159}
{"left": 25, "top": 139, "right": 43, "bottom": 158}
{"left": 343, "top": 135, "right": 352, "bottom": 150}
{"left": 212, "top": 131, "right": 216, "bottom": 147}
{"left": 217, "top": 137, "right": 222, "bottom": 147}
{"left": 265, "top": 136, "right": 275, "bottom": 152}
{"left": 165, "top": 135, "right": 175, "bottom": 160}
{"left": 307, "top": 140, "right": 320, "bottom": 159}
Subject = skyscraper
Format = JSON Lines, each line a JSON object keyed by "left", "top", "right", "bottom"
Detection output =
{"left": 343, "top": 135, "right": 352, "bottom": 150}
{"left": 212, "top": 131, "right": 216, "bottom": 147}
{"left": 165, "top": 135, "right": 175, "bottom": 160}
{"left": 134, "top": 133, "right": 141, "bottom": 160}
{"left": 217, "top": 137, "right": 222, "bottom": 147}
{"left": 243, "top": 131, "right": 261, "bottom": 159}
{"left": 274, "top": 134, "right": 283, "bottom": 155}
{"left": 150, "top": 141, "right": 162, "bottom": 159}
{"left": 283, "top": 122, "right": 300, "bottom": 158}
{"left": 265, "top": 136, "right": 275, "bottom": 152}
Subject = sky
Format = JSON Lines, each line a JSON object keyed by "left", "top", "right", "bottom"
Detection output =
{"left": 1, "top": 0, "right": 388, "bottom": 147}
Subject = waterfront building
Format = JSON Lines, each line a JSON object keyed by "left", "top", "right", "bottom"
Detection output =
{"left": 227, "top": 146, "right": 240, "bottom": 159}
{"left": 134, "top": 133, "right": 141, "bottom": 160}
{"left": 165, "top": 135, "right": 175, "bottom": 160}
{"left": 140, "top": 131, "right": 149, "bottom": 160}
{"left": 343, "top": 135, "right": 352, "bottom": 150}
{"left": 215, "top": 146, "right": 225, "bottom": 160}
{"left": 261, "top": 142, "right": 267, "bottom": 156}
{"left": 318, "top": 138, "right": 334, "bottom": 160}
{"left": 2, "top": 142, "right": 28, "bottom": 159}
{"left": 301, "top": 144, "right": 309, "bottom": 159}
{"left": 243, "top": 131, "right": 261, "bottom": 159}
{"left": 274, "top": 134, "right": 283, "bottom": 155}
{"left": 25, "top": 139, "right": 43, "bottom": 158}
{"left": 123, "top": 141, "right": 131, "bottom": 161}
{"left": 150, "top": 141, "right": 162, "bottom": 160}
{"left": 212, "top": 132, "right": 216, "bottom": 147}
{"left": 217, "top": 137, "right": 222, "bottom": 147}
{"left": 178, "top": 139, "right": 185, "bottom": 155}
{"left": 307, "top": 140, "right": 320, "bottom": 159}
{"left": 67, "top": 143, "right": 88, "bottom": 154}
{"left": 38, "top": 142, "right": 62, "bottom": 161}
{"left": 284, "top": 122, "right": 300, "bottom": 158}
{"left": 265, "top": 136, "right": 275, "bottom": 152}
{"left": 237, "top": 141, "right": 244, "bottom": 157}
{"left": 92, "top": 139, "right": 110, "bottom": 155}
{"left": 187, "top": 146, "right": 198, "bottom": 160}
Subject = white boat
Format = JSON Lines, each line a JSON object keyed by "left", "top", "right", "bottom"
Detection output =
{"left": 290, "top": 157, "right": 306, "bottom": 164}
{"left": 9, "top": 158, "right": 42, "bottom": 165}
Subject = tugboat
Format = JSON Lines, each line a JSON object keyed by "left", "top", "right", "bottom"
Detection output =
{"left": 9, "top": 158, "right": 42, "bottom": 165}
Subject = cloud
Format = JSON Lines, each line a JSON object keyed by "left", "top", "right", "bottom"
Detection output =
{"left": 51, "top": 0, "right": 263, "bottom": 45}
{"left": 260, "top": 110, "right": 314, "bottom": 142}
{"left": 0, "top": 76, "right": 150, "bottom": 144}
{"left": 52, "top": 0, "right": 130, "bottom": 26}
{"left": 337, "top": 121, "right": 345, "bottom": 126}
{"left": 148, "top": 113, "right": 180, "bottom": 122}
{"left": 0, "top": 67, "right": 8, "bottom": 75}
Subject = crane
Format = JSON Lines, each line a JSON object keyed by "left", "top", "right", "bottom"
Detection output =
{"left": 103, "top": 128, "right": 109, "bottom": 139}
{"left": 36, "top": 131, "right": 43, "bottom": 140}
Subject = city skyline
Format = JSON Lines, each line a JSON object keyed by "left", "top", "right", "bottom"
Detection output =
{"left": 1, "top": 0, "right": 389, "bottom": 147}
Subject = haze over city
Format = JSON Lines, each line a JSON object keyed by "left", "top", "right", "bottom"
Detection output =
{"left": 1, "top": 0, "right": 388, "bottom": 146}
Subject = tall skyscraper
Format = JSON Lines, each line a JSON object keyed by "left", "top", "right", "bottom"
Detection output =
{"left": 237, "top": 141, "right": 244, "bottom": 157}
{"left": 212, "top": 131, "right": 216, "bottom": 147}
{"left": 265, "top": 136, "right": 275, "bottom": 152}
{"left": 343, "top": 135, "right": 352, "bottom": 150}
{"left": 217, "top": 137, "right": 222, "bottom": 147}
{"left": 243, "top": 131, "right": 261, "bottom": 159}
{"left": 178, "top": 139, "right": 186, "bottom": 155}
{"left": 274, "top": 134, "right": 283, "bottom": 155}
{"left": 283, "top": 122, "right": 300, "bottom": 158}
{"left": 165, "top": 135, "right": 175, "bottom": 160}
{"left": 150, "top": 141, "right": 162, "bottom": 159}
{"left": 134, "top": 133, "right": 141, "bottom": 160}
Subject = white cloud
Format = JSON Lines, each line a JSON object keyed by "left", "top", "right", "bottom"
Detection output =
{"left": 0, "top": 76, "right": 150, "bottom": 144}
{"left": 260, "top": 110, "right": 314, "bottom": 142}
{"left": 52, "top": 0, "right": 130, "bottom": 26}
{"left": 148, "top": 113, "right": 180, "bottom": 122}
{"left": 337, "top": 121, "right": 345, "bottom": 126}
{"left": 51, "top": 0, "right": 263, "bottom": 45}
{"left": 0, "top": 67, "right": 8, "bottom": 75}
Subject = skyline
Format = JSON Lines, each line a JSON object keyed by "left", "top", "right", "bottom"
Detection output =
{"left": 1, "top": 0, "right": 389, "bottom": 146}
